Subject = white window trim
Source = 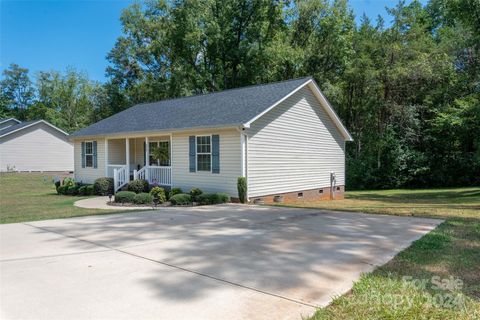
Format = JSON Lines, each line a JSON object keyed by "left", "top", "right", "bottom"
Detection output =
{"left": 85, "top": 140, "right": 94, "bottom": 168}
{"left": 148, "top": 140, "right": 170, "bottom": 167}
{"left": 195, "top": 134, "right": 212, "bottom": 173}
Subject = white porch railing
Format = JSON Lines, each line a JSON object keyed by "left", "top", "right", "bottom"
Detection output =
{"left": 134, "top": 166, "right": 171, "bottom": 186}
{"left": 107, "top": 164, "right": 126, "bottom": 178}
{"left": 113, "top": 165, "right": 128, "bottom": 192}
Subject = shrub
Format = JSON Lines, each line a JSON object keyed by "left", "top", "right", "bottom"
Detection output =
{"left": 189, "top": 187, "right": 203, "bottom": 201}
{"left": 62, "top": 177, "right": 75, "bottom": 187}
{"left": 237, "top": 177, "right": 247, "bottom": 203}
{"left": 66, "top": 185, "right": 79, "bottom": 196}
{"left": 94, "top": 177, "right": 114, "bottom": 196}
{"left": 133, "top": 192, "right": 153, "bottom": 204}
{"left": 115, "top": 191, "right": 136, "bottom": 203}
{"left": 78, "top": 185, "right": 88, "bottom": 195}
{"left": 169, "top": 187, "right": 183, "bottom": 199}
{"left": 127, "top": 179, "right": 149, "bottom": 194}
{"left": 197, "top": 192, "right": 230, "bottom": 205}
{"left": 85, "top": 185, "right": 94, "bottom": 196}
{"left": 57, "top": 185, "right": 68, "bottom": 195}
{"left": 150, "top": 187, "right": 166, "bottom": 203}
{"left": 170, "top": 193, "right": 192, "bottom": 205}
{"left": 54, "top": 180, "right": 61, "bottom": 191}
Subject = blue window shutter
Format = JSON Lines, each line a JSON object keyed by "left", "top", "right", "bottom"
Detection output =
{"left": 212, "top": 134, "right": 220, "bottom": 173}
{"left": 189, "top": 136, "right": 196, "bottom": 172}
{"left": 81, "top": 141, "right": 85, "bottom": 168}
{"left": 143, "top": 141, "right": 146, "bottom": 166}
{"left": 93, "top": 141, "right": 98, "bottom": 168}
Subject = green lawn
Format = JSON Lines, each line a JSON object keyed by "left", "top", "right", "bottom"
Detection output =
{"left": 278, "top": 188, "right": 480, "bottom": 319}
{"left": 0, "top": 172, "right": 124, "bottom": 224}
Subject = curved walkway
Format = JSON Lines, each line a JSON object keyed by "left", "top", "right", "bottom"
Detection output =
{"left": 74, "top": 196, "right": 153, "bottom": 210}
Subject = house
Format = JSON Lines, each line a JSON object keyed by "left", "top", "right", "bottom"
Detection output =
{"left": 0, "top": 119, "right": 74, "bottom": 172}
{"left": 70, "top": 77, "right": 353, "bottom": 202}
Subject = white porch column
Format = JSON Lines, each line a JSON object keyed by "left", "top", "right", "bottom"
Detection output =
{"left": 145, "top": 137, "right": 150, "bottom": 181}
{"left": 104, "top": 139, "right": 109, "bottom": 177}
{"left": 125, "top": 138, "right": 130, "bottom": 182}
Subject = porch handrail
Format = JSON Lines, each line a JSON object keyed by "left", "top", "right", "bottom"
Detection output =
{"left": 113, "top": 165, "right": 128, "bottom": 192}
{"left": 134, "top": 166, "right": 147, "bottom": 180}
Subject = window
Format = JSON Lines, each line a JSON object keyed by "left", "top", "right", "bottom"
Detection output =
{"left": 196, "top": 136, "right": 211, "bottom": 171}
{"left": 85, "top": 141, "right": 93, "bottom": 168}
{"left": 149, "top": 141, "right": 170, "bottom": 166}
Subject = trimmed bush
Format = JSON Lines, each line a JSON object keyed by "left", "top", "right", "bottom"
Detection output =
{"left": 133, "top": 193, "right": 153, "bottom": 204}
{"left": 115, "top": 191, "right": 136, "bottom": 203}
{"left": 66, "top": 185, "right": 79, "bottom": 195}
{"left": 57, "top": 185, "right": 68, "bottom": 195}
{"left": 197, "top": 192, "right": 230, "bottom": 205}
{"left": 62, "top": 177, "right": 75, "bottom": 187}
{"left": 78, "top": 185, "right": 88, "bottom": 195}
{"left": 54, "top": 180, "right": 61, "bottom": 191}
{"left": 127, "top": 179, "right": 149, "bottom": 194}
{"left": 169, "top": 187, "right": 183, "bottom": 199}
{"left": 237, "top": 177, "right": 247, "bottom": 203}
{"left": 85, "top": 185, "right": 94, "bottom": 196}
{"left": 94, "top": 177, "right": 114, "bottom": 196}
{"left": 150, "top": 187, "right": 166, "bottom": 203}
{"left": 189, "top": 187, "right": 203, "bottom": 201}
{"left": 170, "top": 193, "right": 192, "bottom": 205}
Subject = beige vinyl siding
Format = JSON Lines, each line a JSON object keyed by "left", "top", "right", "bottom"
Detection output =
{"left": 246, "top": 86, "right": 345, "bottom": 197}
{"left": 107, "top": 139, "right": 126, "bottom": 165}
{"left": 172, "top": 129, "right": 241, "bottom": 196}
{"left": 0, "top": 122, "right": 73, "bottom": 172}
{"left": 73, "top": 138, "right": 105, "bottom": 184}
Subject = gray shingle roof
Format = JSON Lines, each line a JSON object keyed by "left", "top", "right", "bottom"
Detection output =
{"left": 71, "top": 77, "right": 312, "bottom": 138}
{"left": 0, "top": 120, "right": 38, "bottom": 137}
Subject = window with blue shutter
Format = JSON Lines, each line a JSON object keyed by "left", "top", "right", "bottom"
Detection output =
{"left": 81, "top": 141, "right": 86, "bottom": 168}
{"left": 93, "top": 141, "right": 98, "bottom": 168}
{"left": 212, "top": 135, "right": 220, "bottom": 173}
{"left": 84, "top": 141, "right": 94, "bottom": 168}
{"left": 189, "top": 136, "right": 196, "bottom": 172}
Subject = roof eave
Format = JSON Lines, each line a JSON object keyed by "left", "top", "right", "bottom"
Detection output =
{"left": 69, "top": 124, "right": 241, "bottom": 140}
{"left": 0, "top": 120, "right": 69, "bottom": 139}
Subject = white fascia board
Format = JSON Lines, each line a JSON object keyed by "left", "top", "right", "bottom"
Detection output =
{"left": 242, "top": 78, "right": 312, "bottom": 128}
{"left": 0, "top": 120, "right": 69, "bottom": 138}
{"left": 0, "top": 118, "right": 21, "bottom": 125}
{"left": 307, "top": 81, "right": 354, "bottom": 141}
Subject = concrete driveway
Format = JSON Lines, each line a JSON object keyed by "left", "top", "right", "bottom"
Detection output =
{"left": 0, "top": 204, "right": 441, "bottom": 320}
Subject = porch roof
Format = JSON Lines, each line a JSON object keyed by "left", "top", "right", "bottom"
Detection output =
{"left": 70, "top": 77, "right": 312, "bottom": 138}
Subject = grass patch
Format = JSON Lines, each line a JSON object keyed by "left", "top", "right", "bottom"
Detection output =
{"left": 283, "top": 187, "right": 480, "bottom": 219}
{"left": 0, "top": 172, "right": 126, "bottom": 224}
{"left": 279, "top": 188, "right": 480, "bottom": 319}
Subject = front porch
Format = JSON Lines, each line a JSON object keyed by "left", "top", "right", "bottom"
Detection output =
{"left": 105, "top": 135, "right": 172, "bottom": 192}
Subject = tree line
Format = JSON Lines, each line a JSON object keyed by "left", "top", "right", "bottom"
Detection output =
{"left": 1, "top": 0, "right": 479, "bottom": 189}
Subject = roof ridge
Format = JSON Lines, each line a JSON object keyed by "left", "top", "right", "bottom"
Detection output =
{"left": 133, "top": 76, "right": 313, "bottom": 108}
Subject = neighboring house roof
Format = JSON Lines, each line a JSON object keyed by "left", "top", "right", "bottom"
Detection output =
{"left": 0, "top": 118, "right": 21, "bottom": 125}
{"left": 0, "top": 120, "right": 69, "bottom": 138}
{"left": 71, "top": 77, "right": 353, "bottom": 141}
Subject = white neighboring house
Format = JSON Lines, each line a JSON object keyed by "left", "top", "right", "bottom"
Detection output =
{"left": 0, "top": 118, "right": 74, "bottom": 172}
{"left": 70, "top": 77, "right": 353, "bottom": 202}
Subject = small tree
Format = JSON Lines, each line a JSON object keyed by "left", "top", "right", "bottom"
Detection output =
{"left": 237, "top": 177, "right": 247, "bottom": 203}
